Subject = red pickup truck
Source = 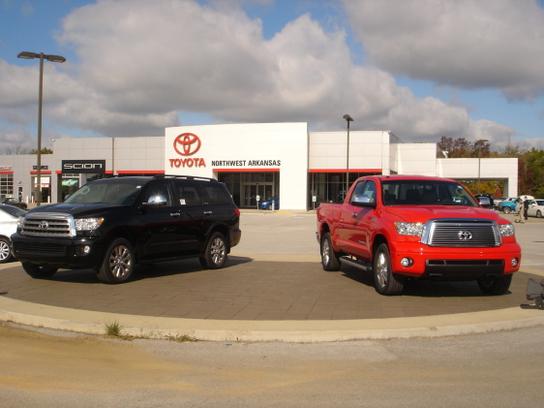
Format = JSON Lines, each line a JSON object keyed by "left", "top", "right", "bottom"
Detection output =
{"left": 316, "top": 175, "right": 521, "bottom": 295}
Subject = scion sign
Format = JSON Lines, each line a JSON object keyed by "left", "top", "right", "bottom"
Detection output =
{"left": 62, "top": 160, "right": 105, "bottom": 174}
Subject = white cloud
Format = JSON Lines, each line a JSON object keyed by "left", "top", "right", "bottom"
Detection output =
{"left": 343, "top": 0, "right": 544, "bottom": 100}
{"left": 0, "top": 0, "right": 518, "bottom": 147}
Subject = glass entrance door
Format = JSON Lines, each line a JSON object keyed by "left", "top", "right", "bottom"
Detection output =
{"left": 242, "top": 183, "right": 273, "bottom": 208}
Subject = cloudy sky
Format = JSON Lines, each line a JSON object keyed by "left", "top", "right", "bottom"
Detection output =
{"left": 1, "top": 0, "right": 543, "bottom": 153}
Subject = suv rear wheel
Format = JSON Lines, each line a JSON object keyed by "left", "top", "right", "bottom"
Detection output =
{"left": 200, "top": 232, "right": 228, "bottom": 269}
{"left": 22, "top": 262, "right": 58, "bottom": 279}
{"left": 97, "top": 238, "right": 135, "bottom": 284}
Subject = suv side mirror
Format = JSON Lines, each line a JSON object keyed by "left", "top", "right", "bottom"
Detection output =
{"left": 142, "top": 194, "right": 168, "bottom": 207}
{"left": 351, "top": 194, "right": 376, "bottom": 208}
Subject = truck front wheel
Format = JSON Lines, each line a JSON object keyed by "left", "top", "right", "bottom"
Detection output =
{"left": 320, "top": 232, "right": 341, "bottom": 271}
{"left": 97, "top": 238, "right": 135, "bottom": 284}
{"left": 22, "top": 262, "right": 58, "bottom": 279}
{"left": 373, "top": 243, "right": 404, "bottom": 295}
{"left": 477, "top": 274, "right": 512, "bottom": 295}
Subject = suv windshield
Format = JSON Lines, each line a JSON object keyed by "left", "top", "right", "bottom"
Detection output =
{"left": 65, "top": 179, "right": 145, "bottom": 205}
{"left": 382, "top": 180, "right": 477, "bottom": 206}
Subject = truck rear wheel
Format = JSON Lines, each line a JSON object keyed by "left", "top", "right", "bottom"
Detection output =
{"left": 321, "top": 232, "right": 341, "bottom": 271}
{"left": 477, "top": 274, "right": 512, "bottom": 295}
{"left": 22, "top": 262, "right": 58, "bottom": 279}
{"left": 97, "top": 238, "right": 135, "bottom": 284}
{"left": 373, "top": 243, "right": 404, "bottom": 295}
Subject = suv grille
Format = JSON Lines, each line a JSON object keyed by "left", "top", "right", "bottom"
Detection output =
{"left": 21, "top": 212, "right": 75, "bottom": 238}
{"left": 422, "top": 219, "right": 500, "bottom": 248}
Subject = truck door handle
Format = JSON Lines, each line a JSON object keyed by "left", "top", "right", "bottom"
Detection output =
{"left": 170, "top": 212, "right": 181, "bottom": 217}
{"left": 352, "top": 212, "right": 358, "bottom": 218}
{"left": 203, "top": 211, "right": 213, "bottom": 215}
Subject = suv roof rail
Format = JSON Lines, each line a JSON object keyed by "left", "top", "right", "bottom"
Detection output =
{"left": 153, "top": 175, "right": 217, "bottom": 183}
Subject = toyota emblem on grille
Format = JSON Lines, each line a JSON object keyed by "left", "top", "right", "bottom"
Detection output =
{"left": 457, "top": 230, "right": 473, "bottom": 241}
{"left": 39, "top": 221, "right": 49, "bottom": 230}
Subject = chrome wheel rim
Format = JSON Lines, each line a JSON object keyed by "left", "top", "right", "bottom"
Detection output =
{"left": 376, "top": 251, "right": 389, "bottom": 288}
{"left": 109, "top": 244, "right": 132, "bottom": 279}
{"left": 210, "top": 237, "right": 226, "bottom": 265}
{"left": 322, "top": 239, "right": 330, "bottom": 266}
{"left": 0, "top": 240, "right": 10, "bottom": 261}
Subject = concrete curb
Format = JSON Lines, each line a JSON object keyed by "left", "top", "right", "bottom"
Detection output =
{"left": 2, "top": 263, "right": 543, "bottom": 342}
{"left": 1, "top": 295, "right": 544, "bottom": 342}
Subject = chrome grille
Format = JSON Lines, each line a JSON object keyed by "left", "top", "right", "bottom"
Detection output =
{"left": 21, "top": 212, "right": 75, "bottom": 238}
{"left": 422, "top": 219, "right": 500, "bottom": 247}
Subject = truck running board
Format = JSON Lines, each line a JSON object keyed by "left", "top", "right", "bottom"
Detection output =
{"left": 339, "top": 256, "right": 372, "bottom": 272}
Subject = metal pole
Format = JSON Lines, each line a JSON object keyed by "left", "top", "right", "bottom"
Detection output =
{"left": 36, "top": 53, "right": 44, "bottom": 206}
{"left": 478, "top": 155, "right": 481, "bottom": 194}
{"left": 345, "top": 119, "right": 350, "bottom": 194}
{"left": 112, "top": 136, "right": 115, "bottom": 176}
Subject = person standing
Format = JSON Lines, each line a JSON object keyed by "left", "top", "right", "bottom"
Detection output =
{"left": 515, "top": 198, "right": 524, "bottom": 223}
{"left": 523, "top": 198, "right": 530, "bottom": 221}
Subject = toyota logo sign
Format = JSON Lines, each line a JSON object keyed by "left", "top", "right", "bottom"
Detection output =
{"left": 173, "top": 133, "right": 201, "bottom": 156}
{"left": 457, "top": 230, "right": 473, "bottom": 241}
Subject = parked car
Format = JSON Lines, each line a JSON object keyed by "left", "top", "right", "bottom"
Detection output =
{"left": 474, "top": 194, "right": 493, "bottom": 209}
{"left": 0, "top": 204, "right": 27, "bottom": 263}
{"left": 498, "top": 197, "right": 518, "bottom": 213}
{"left": 1, "top": 198, "right": 27, "bottom": 209}
{"left": 260, "top": 196, "right": 279, "bottom": 210}
{"left": 316, "top": 175, "right": 521, "bottom": 295}
{"left": 527, "top": 199, "right": 544, "bottom": 218}
{"left": 12, "top": 176, "right": 241, "bottom": 283}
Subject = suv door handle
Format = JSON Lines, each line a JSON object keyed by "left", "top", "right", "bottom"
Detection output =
{"left": 170, "top": 212, "right": 181, "bottom": 217}
{"left": 203, "top": 211, "right": 213, "bottom": 215}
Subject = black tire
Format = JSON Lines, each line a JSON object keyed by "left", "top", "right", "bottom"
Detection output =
{"left": 503, "top": 207, "right": 511, "bottom": 214}
{"left": 199, "top": 232, "right": 228, "bottom": 269}
{"left": 373, "top": 243, "right": 404, "bottom": 295}
{"left": 0, "top": 237, "right": 12, "bottom": 264}
{"left": 22, "top": 262, "right": 58, "bottom": 279}
{"left": 97, "top": 238, "right": 135, "bottom": 284}
{"left": 320, "top": 232, "right": 341, "bottom": 271}
{"left": 477, "top": 274, "right": 512, "bottom": 295}
{"left": 537, "top": 210, "right": 542, "bottom": 218}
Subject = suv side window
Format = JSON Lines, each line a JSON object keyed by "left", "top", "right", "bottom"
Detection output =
{"left": 174, "top": 181, "right": 202, "bottom": 206}
{"left": 198, "top": 183, "right": 233, "bottom": 206}
{"left": 142, "top": 181, "right": 171, "bottom": 206}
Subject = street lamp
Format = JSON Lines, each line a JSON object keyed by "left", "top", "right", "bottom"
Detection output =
{"left": 477, "top": 139, "right": 489, "bottom": 194}
{"left": 17, "top": 51, "right": 66, "bottom": 205}
{"left": 343, "top": 114, "right": 354, "bottom": 195}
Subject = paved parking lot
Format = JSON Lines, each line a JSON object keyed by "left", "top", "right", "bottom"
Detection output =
{"left": 2, "top": 211, "right": 543, "bottom": 321}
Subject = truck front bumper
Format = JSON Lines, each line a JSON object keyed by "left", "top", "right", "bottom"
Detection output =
{"left": 390, "top": 241, "right": 521, "bottom": 280}
{"left": 12, "top": 233, "right": 106, "bottom": 269}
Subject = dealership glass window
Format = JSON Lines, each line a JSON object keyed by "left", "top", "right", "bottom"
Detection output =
{"left": 0, "top": 174, "right": 14, "bottom": 199}
{"left": 61, "top": 174, "right": 80, "bottom": 202}
{"left": 308, "top": 172, "right": 381, "bottom": 208}
{"left": 31, "top": 175, "right": 51, "bottom": 203}
{"left": 218, "top": 172, "right": 279, "bottom": 209}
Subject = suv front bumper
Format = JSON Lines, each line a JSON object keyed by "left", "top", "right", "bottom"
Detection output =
{"left": 12, "top": 233, "right": 106, "bottom": 269}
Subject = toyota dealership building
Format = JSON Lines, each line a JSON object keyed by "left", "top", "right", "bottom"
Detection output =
{"left": 0, "top": 122, "right": 518, "bottom": 210}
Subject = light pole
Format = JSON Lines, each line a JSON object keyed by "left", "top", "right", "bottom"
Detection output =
{"left": 343, "top": 114, "right": 354, "bottom": 196}
{"left": 17, "top": 51, "right": 66, "bottom": 205}
{"left": 477, "top": 139, "right": 489, "bottom": 194}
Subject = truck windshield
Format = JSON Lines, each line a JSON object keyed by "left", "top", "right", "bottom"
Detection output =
{"left": 64, "top": 180, "right": 143, "bottom": 205}
{"left": 382, "top": 180, "right": 477, "bottom": 207}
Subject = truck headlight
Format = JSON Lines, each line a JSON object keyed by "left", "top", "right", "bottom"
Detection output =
{"left": 75, "top": 217, "right": 104, "bottom": 231}
{"left": 395, "top": 222, "right": 424, "bottom": 237}
{"left": 499, "top": 223, "right": 515, "bottom": 237}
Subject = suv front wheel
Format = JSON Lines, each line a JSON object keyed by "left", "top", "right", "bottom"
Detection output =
{"left": 200, "top": 232, "right": 228, "bottom": 269}
{"left": 97, "top": 238, "right": 135, "bottom": 284}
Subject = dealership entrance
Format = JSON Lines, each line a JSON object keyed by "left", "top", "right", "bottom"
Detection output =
{"left": 218, "top": 171, "right": 279, "bottom": 209}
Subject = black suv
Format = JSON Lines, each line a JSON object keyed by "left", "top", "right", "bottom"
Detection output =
{"left": 12, "top": 176, "right": 241, "bottom": 283}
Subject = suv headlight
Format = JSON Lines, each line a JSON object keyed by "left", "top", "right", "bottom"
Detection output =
{"left": 395, "top": 222, "right": 424, "bottom": 237}
{"left": 499, "top": 223, "right": 515, "bottom": 237}
{"left": 75, "top": 217, "right": 104, "bottom": 232}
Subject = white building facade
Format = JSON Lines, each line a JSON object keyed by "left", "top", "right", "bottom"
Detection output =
{"left": 0, "top": 122, "right": 518, "bottom": 210}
